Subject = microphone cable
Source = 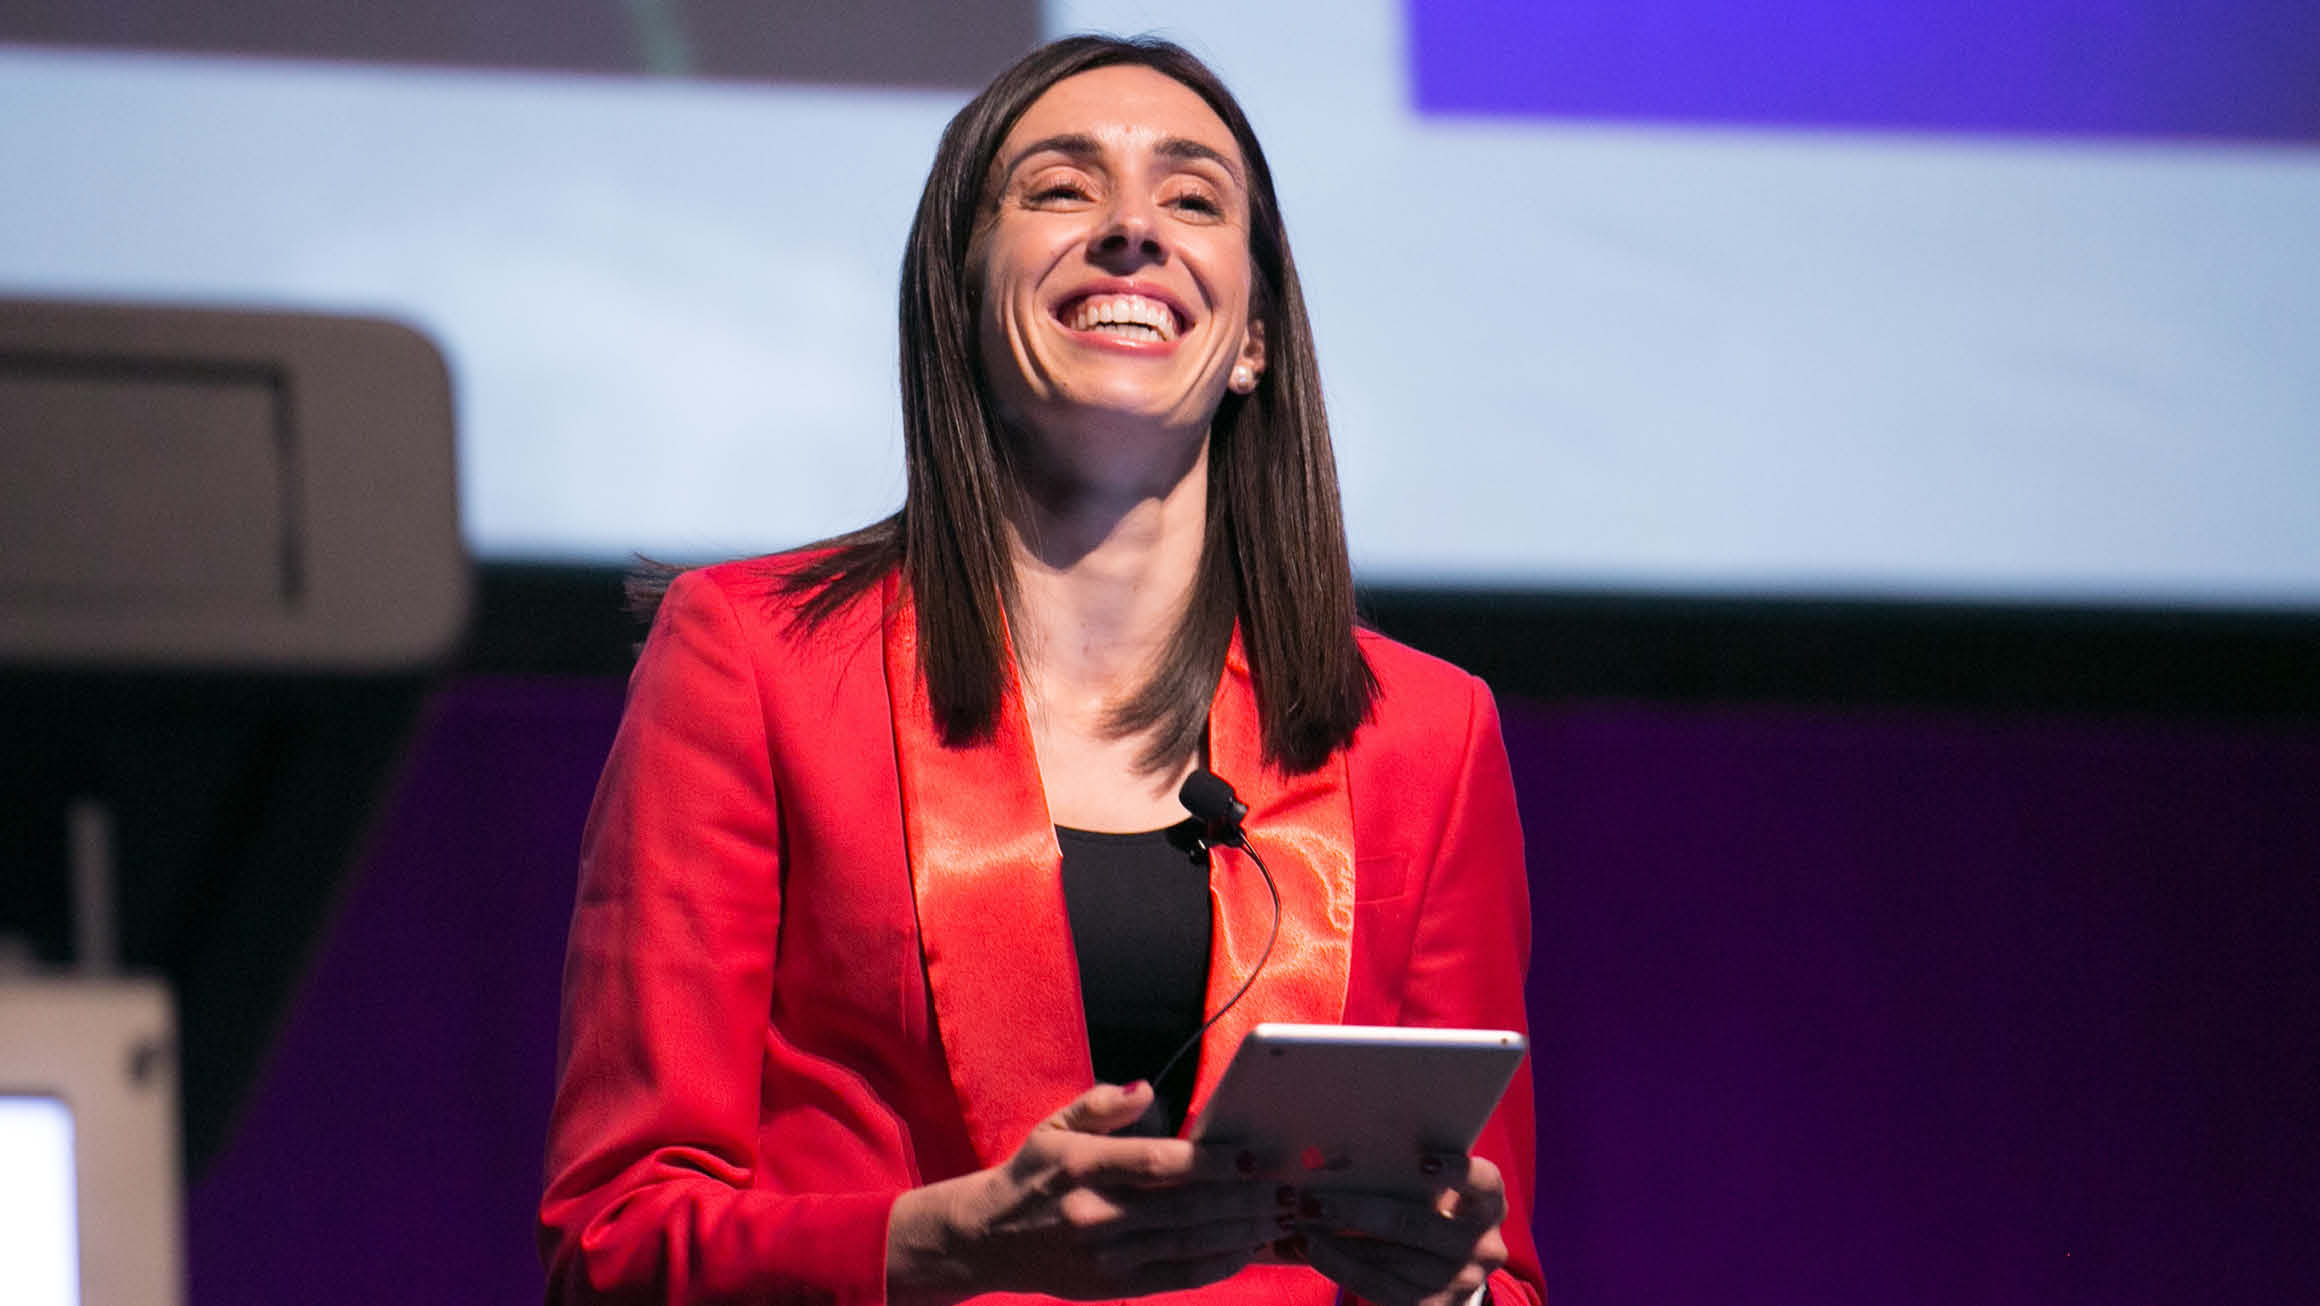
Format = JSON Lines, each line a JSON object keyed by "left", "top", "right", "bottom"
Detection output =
{"left": 1145, "top": 769, "right": 1280, "bottom": 1102}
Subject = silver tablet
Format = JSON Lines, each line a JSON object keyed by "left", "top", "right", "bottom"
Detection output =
{"left": 1188, "top": 1023, "right": 1526, "bottom": 1193}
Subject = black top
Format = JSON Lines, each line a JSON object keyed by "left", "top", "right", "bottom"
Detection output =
{"left": 1056, "top": 820, "right": 1213, "bottom": 1136}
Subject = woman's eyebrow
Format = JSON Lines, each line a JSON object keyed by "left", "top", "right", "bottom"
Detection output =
{"left": 1155, "top": 137, "right": 1245, "bottom": 189}
{"left": 1000, "top": 133, "right": 1102, "bottom": 181}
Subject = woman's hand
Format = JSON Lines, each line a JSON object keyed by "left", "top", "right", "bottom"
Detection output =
{"left": 886, "top": 1081, "right": 1281, "bottom": 1304}
{"left": 1285, "top": 1151, "right": 1508, "bottom": 1306}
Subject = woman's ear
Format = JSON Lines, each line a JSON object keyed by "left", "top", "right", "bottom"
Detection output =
{"left": 1234, "top": 318, "right": 1267, "bottom": 390}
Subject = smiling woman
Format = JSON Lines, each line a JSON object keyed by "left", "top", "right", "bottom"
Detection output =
{"left": 538, "top": 34, "right": 1544, "bottom": 1306}
{"left": 973, "top": 65, "right": 1266, "bottom": 456}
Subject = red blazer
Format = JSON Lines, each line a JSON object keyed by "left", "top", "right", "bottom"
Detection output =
{"left": 539, "top": 558, "right": 1543, "bottom": 1306}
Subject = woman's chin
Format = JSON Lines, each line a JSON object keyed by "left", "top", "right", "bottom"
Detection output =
{"left": 1072, "top": 392, "right": 1200, "bottom": 430}
{"left": 1023, "top": 385, "right": 1210, "bottom": 440}
{"left": 1005, "top": 404, "right": 1213, "bottom": 504}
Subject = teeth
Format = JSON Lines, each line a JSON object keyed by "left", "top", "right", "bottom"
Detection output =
{"left": 1066, "top": 293, "right": 1177, "bottom": 341}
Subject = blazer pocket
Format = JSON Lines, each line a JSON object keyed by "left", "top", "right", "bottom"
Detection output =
{"left": 1354, "top": 853, "right": 1407, "bottom": 903}
{"left": 1350, "top": 854, "right": 1417, "bottom": 1019}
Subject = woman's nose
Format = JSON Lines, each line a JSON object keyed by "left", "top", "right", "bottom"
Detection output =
{"left": 1091, "top": 197, "right": 1166, "bottom": 263}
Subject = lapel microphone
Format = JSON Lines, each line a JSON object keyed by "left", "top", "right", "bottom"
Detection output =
{"left": 1179, "top": 768, "right": 1250, "bottom": 851}
{"left": 1146, "top": 768, "right": 1280, "bottom": 1111}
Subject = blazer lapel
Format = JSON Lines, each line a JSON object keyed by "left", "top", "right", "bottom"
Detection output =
{"left": 883, "top": 578, "right": 1090, "bottom": 1167}
{"left": 887, "top": 581, "right": 1357, "bottom": 1160}
{"left": 1185, "top": 635, "right": 1356, "bottom": 1126}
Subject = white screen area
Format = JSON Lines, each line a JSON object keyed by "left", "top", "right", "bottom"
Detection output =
{"left": 4, "top": 0, "right": 2317, "bottom": 607}
{"left": 0, "top": 1095, "right": 81, "bottom": 1306}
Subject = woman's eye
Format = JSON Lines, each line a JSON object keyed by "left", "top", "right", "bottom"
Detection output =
{"left": 1030, "top": 181, "right": 1090, "bottom": 204}
{"left": 1168, "top": 190, "right": 1224, "bottom": 218}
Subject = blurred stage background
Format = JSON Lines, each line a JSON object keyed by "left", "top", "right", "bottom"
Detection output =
{"left": 3, "top": 0, "right": 2315, "bottom": 1301}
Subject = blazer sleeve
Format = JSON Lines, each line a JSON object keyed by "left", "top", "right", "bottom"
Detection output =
{"left": 538, "top": 569, "right": 895, "bottom": 1305}
{"left": 1398, "top": 677, "right": 1545, "bottom": 1306}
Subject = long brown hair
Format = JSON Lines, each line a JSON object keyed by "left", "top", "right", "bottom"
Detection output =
{"left": 738, "top": 35, "right": 1372, "bottom": 774}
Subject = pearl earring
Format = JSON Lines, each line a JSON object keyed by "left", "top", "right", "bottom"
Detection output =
{"left": 1231, "top": 365, "right": 1256, "bottom": 392}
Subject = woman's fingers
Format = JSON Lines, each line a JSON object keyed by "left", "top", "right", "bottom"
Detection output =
{"left": 1027, "top": 1083, "right": 1258, "bottom": 1191}
{"left": 1429, "top": 1151, "right": 1508, "bottom": 1228}
{"left": 1041, "top": 1079, "right": 1155, "bottom": 1136}
{"left": 1021, "top": 1137, "right": 1258, "bottom": 1196}
{"left": 952, "top": 1085, "right": 1285, "bottom": 1297}
{"left": 1108, "top": 1244, "right": 1266, "bottom": 1296}
{"left": 1298, "top": 1228, "right": 1487, "bottom": 1306}
{"left": 1022, "top": 1129, "right": 1239, "bottom": 1195}
{"left": 1284, "top": 1152, "right": 1508, "bottom": 1306}
{"left": 1101, "top": 1200, "right": 1283, "bottom": 1264}
{"left": 1003, "top": 1092, "right": 1517, "bottom": 1304}
{"left": 1081, "top": 1178, "right": 1285, "bottom": 1233}
{"left": 1295, "top": 1189, "right": 1481, "bottom": 1263}
{"left": 1063, "top": 1187, "right": 1273, "bottom": 1295}
{"left": 1295, "top": 1151, "right": 1506, "bottom": 1251}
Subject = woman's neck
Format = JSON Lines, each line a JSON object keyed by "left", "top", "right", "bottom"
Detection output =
{"left": 1008, "top": 442, "right": 1207, "bottom": 711}
{"left": 1006, "top": 441, "right": 1208, "bottom": 827}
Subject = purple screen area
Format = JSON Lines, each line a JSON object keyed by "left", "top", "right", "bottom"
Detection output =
{"left": 1410, "top": 0, "right": 2320, "bottom": 143}
{"left": 188, "top": 677, "right": 2320, "bottom": 1303}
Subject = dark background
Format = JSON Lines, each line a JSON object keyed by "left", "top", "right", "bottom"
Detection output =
{"left": 171, "top": 569, "right": 2320, "bottom": 1303}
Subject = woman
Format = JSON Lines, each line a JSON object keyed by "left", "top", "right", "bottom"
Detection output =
{"left": 540, "top": 34, "right": 1542, "bottom": 1306}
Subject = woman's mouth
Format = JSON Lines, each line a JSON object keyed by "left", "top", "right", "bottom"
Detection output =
{"left": 1057, "top": 292, "right": 1183, "bottom": 343}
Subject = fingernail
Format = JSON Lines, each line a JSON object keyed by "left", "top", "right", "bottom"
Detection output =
{"left": 1420, "top": 1154, "right": 1446, "bottom": 1176}
{"left": 1236, "top": 1149, "right": 1258, "bottom": 1175}
{"left": 1272, "top": 1234, "right": 1307, "bottom": 1264}
{"left": 1275, "top": 1184, "right": 1298, "bottom": 1209}
{"left": 1125, "top": 1080, "right": 1150, "bottom": 1095}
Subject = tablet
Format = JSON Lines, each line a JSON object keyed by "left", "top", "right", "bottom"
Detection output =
{"left": 1187, "top": 1023, "right": 1526, "bottom": 1193}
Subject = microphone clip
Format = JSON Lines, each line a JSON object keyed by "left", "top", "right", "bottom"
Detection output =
{"left": 1186, "top": 823, "right": 1239, "bottom": 858}
{"left": 1179, "top": 768, "right": 1249, "bottom": 855}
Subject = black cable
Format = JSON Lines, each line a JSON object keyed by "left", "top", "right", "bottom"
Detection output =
{"left": 1145, "top": 831, "right": 1279, "bottom": 1102}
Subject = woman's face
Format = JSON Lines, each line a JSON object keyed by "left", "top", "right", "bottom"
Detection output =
{"left": 970, "top": 64, "right": 1266, "bottom": 481}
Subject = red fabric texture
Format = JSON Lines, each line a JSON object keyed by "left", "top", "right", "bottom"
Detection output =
{"left": 539, "top": 558, "right": 1544, "bottom": 1305}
